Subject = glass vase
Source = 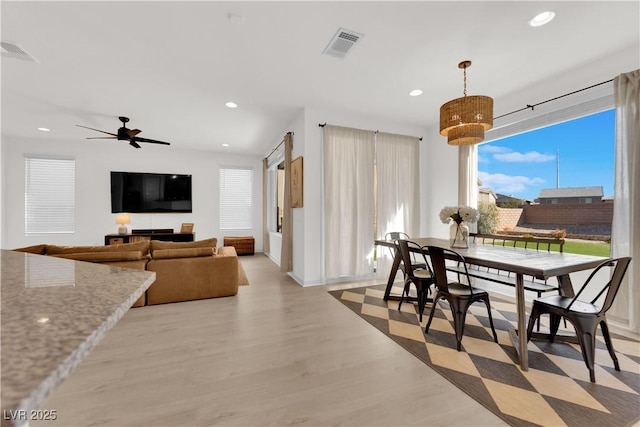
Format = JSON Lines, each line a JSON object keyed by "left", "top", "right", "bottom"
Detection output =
{"left": 450, "top": 222, "right": 469, "bottom": 248}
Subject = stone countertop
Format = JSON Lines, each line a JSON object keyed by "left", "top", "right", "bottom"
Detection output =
{"left": 0, "top": 250, "right": 155, "bottom": 427}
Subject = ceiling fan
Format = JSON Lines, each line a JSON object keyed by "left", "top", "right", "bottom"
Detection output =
{"left": 76, "top": 116, "right": 170, "bottom": 148}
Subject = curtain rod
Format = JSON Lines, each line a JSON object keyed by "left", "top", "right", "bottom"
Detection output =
{"left": 493, "top": 78, "right": 614, "bottom": 120}
{"left": 265, "top": 131, "right": 293, "bottom": 160}
{"left": 318, "top": 123, "right": 422, "bottom": 141}
{"left": 320, "top": 78, "right": 612, "bottom": 133}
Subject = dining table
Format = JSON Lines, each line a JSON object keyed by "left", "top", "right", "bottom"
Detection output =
{"left": 375, "top": 237, "right": 609, "bottom": 371}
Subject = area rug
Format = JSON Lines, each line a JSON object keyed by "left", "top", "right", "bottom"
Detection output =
{"left": 329, "top": 284, "right": 640, "bottom": 427}
{"left": 238, "top": 260, "right": 249, "bottom": 286}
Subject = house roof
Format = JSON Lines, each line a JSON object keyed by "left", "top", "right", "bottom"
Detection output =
{"left": 538, "top": 186, "right": 604, "bottom": 199}
{"left": 1, "top": 2, "right": 639, "bottom": 154}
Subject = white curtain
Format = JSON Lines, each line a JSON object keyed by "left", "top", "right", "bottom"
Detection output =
{"left": 610, "top": 69, "right": 640, "bottom": 332}
{"left": 376, "top": 132, "right": 420, "bottom": 277}
{"left": 458, "top": 145, "right": 479, "bottom": 232}
{"left": 376, "top": 132, "right": 420, "bottom": 238}
{"left": 281, "top": 133, "right": 293, "bottom": 272}
{"left": 324, "top": 125, "right": 376, "bottom": 279}
{"left": 458, "top": 145, "right": 478, "bottom": 207}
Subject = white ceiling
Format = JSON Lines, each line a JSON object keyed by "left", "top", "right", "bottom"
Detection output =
{"left": 2, "top": 1, "right": 639, "bottom": 155}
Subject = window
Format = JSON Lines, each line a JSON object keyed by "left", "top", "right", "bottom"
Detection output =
{"left": 25, "top": 155, "right": 75, "bottom": 234}
{"left": 219, "top": 167, "right": 253, "bottom": 229}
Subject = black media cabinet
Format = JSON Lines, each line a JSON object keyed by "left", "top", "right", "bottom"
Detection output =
{"left": 105, "top": 229, "right": 195, "bottom": 245}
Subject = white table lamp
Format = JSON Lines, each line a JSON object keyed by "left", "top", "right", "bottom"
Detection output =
{"left": 116, "top": 214, "right": 130, "bottom": 235}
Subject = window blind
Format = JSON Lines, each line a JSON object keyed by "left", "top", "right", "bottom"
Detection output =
{"left": 219, "top": 167, "right": 253, "bottom": 230}
{"left": 25, "top": 156, "right": 75, "bottom": 234}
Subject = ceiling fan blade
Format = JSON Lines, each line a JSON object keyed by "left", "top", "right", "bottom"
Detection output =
{"left": 127, "top": 129, "right": 142, "bottom": 137}
{"left": 86, "top": 137, "right": 117, "bottom": 139}
{"left": 134, "top": 136, "right": 171, "bottom": 146}
{"left": 76, "top": 124, "right": 117, "bottom": 137}
{"left": 129, "top": 140, "right": 142, "bottom": 149}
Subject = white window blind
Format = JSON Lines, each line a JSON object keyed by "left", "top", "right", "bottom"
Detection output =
{"left": 219, "top": 167, "right": 253, "bottom": 230}
{"left": 25, "top": 156, "right": 75, "bottom": 234}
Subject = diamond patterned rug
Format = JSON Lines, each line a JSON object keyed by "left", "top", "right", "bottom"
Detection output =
{"left": 329, "top": 284, "right": 640, "bottom": 427}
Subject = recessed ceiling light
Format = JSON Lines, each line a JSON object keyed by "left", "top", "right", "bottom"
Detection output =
{"left": 225, "top": 102, "right": 238, "bottom": 108}
{"left": 529, "top": 11, "right": 555, "bottom": 27}
{"left": 409, "top": 89, "right": 423, "bottom": 97}
{"left": 37, "top": 127, "right": 50, "bottom": 132}
{"left": 222, "top": 143, "right": 230, "bottom": 147}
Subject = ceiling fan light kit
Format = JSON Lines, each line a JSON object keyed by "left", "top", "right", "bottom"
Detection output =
{"left": 76, "top": 116, "right": 171, "bottom": 148}
{"left": 439, "top": 60, "right": 493, "bottom": 146}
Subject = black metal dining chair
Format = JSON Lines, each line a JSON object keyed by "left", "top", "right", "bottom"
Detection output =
{"left": 424, "top": 245, "right": 498, "bottom": 351}
{"left": 395, "top": 239, "right": 433, "bottom": 322}
{"left": 526, "top": 257, "right": 632, "bottom": 382}
{"left": 385, "top": 232, "right": 411, "bottom": 279}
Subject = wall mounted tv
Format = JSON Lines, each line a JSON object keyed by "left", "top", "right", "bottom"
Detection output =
{"left": 111, "top": 171, "right": 192, "bottom": 213}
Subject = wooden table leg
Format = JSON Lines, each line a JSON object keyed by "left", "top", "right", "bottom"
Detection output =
{"left": 383, "top": 252, "right": 402, "bottom": 300}
{"left": 557, "top": 274, "right": 575, "bottom": 297}
{"left": 509, "top": 273, "right": 528, "bottom": 371}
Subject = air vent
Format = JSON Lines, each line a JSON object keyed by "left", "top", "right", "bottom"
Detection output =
{"left": 1, "top": 41, "right": 36, "bottom": 61}
{"left": 322, "top": 28, "right": 364, "bottom": 59}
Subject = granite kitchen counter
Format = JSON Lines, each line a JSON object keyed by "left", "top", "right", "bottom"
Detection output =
{"left": 1, "top": 250, "right": 155, "bottom": 427}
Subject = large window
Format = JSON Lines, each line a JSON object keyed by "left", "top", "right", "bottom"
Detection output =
{"left": 480, "top": 110, "right": 614, "bottom": 204}
{"left": 219, "top": 167, "right": 253, "bottom": 230}
{"left": 478, "top": 109, "right": 614, "bottom": 256}
{"left": 25, "top": 155, "right": 76, "bottom": 234}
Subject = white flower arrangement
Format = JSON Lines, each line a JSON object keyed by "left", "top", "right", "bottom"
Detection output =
{"left": 439, "top": 205, "right": 480, "bottom": 224}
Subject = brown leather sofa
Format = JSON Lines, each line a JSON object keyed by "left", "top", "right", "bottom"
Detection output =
{"left": 13, "top": 238, "right": 239, "bottom": 307}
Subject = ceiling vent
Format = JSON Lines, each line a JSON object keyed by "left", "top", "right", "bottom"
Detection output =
{"left": 1, "top": 41, "right": 36, "bottom": 61}
{"left": 322, "top": 28, "right": 364, "bottom": 59}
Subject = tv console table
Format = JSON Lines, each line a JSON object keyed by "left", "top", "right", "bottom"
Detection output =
{"left": 105, "top": 229, "right": 195, "bottom": 245}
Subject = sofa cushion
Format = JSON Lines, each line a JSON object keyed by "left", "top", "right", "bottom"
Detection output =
{"left": 51, "top": 251, "right": 145, "bottom": 263}
{"left": 152, "top": 247, "right": 214, "bottom": 260}
{"left": 150, "top": 237, "right": 217, "bottom": 252}
{"left": 46, "top": 240, "right": 150, "bottom": 256}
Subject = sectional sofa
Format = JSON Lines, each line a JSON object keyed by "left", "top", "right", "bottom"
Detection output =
{"left": 14, "top": 238, "right": 240, "bottom": 306}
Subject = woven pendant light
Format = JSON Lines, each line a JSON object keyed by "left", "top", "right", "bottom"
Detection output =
{"left": 439, "top": 61, "right": 493, "bottom": 145}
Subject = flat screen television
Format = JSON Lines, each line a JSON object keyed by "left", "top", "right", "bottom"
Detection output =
{"left": 111, "top": 171, "right": 192, "bottom": 213}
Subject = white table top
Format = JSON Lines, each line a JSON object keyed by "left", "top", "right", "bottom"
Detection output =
{"left": 1, "top": 250, "right": 155, "bottom": 427}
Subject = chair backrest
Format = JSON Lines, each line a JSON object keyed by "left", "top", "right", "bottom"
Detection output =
{"left": 396, "top": 239, "right": 431, "bottom": 280}
{"left": 426, "top": 245, "right": 474, "bottom": 294}
{"left": 386, "top": 231, "right": 410, "bottom": 241}
{"left": 385, "top": 232, "right": 410, "bottom": 258}
{"left": 568, "top": 257, "right": 632, "bottom": 314}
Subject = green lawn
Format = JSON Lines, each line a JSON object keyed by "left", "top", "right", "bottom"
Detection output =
{"left": 505, "top": 240, "right": 611, "bottom": 257}
{"left": 562, "top": 240, "right": 611, "bottom": 257}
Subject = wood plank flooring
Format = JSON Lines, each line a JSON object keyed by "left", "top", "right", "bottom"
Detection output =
{"left": 33, "top": 254, "right": 507, "bottom": 426}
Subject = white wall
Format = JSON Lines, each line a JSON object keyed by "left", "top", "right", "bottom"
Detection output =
{"left": 2, "top": 136, "right": 263, "bottom": 250}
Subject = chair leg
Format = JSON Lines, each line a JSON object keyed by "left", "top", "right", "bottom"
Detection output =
{"left": 450, "top": 298, "right": 470, "bottom": 351}
{"left": 600, "top": 320, "right": 620, "bottom": 371}
{"left": 398, "top": 279, "right": 410, "bottom": 311}
{"left": 526, "top": 303, "right": 542, "bottom": 342}
{"left": 574, "top": 326, "right": 598, "bottom": 383}
{"left": 480, "top": 295, "right": 498, "bottom": 343}
{"left": 536, "top": 292, "right": 542, "bottom": 332}
{"left": 415, "top": 283, "right": 424, "bottom": 323}
{"left": 549, "top": 314, "right": 562, "bottom": 342}
{"left": 424, "top": 293, "right": 443, "bottom": 334}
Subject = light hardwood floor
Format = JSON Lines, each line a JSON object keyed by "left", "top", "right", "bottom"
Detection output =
{"left": 34, "top": 254, "right": 506, "bottom": 426}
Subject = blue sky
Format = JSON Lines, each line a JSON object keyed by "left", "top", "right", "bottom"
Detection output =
{"left": 478, "top": 109, "right": 615, "bottom": 201}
